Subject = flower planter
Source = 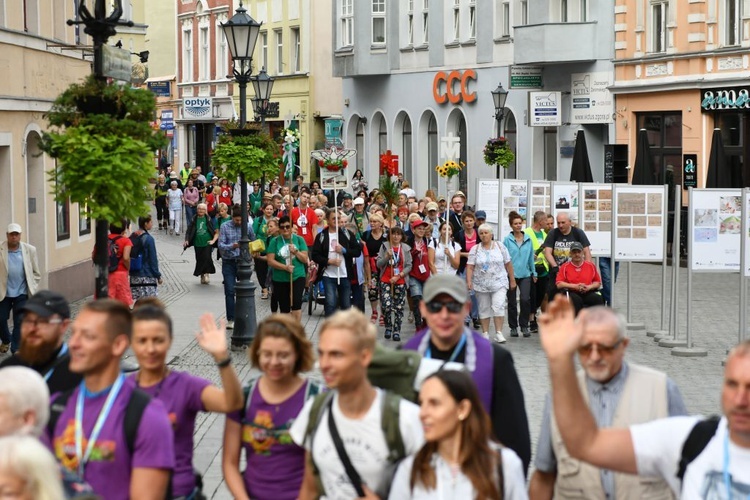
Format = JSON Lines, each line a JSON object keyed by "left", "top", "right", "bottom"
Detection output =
{"left": 74, "top": 96, "right": 126, "bottom": 119}
{"left": 228, "top": 128, "right": 259, "bottom": 137}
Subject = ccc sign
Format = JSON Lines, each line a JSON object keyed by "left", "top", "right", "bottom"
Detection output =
{"left": 433, "top": 70, "right": 477, "bottom": 105}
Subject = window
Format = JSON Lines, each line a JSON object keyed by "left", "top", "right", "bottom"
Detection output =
{"left": 55, "top": 165, "right": 70, "bottom": 242}
{"left": 275, "top": 30, "right": 283, "bottom": 75}
{"left": 428, "top": 115, "right": 438, "bottom": 190}
{"left": 291, "top": 27, "right": 301, "bottom": 72}
{"left": 402, "top": 117, "right": 413, "bottom": 184}
{"left": 452, "top": 0, "right": 460, "bottom": 40}
{"left": 561, "top": 0, "right": 568, "bottom": 22}
{"left": 0, "top": 0, "right": 5, "bottom": 28}
{"left": 182, "top": 29, "right": 193, "bottom": 82}
{"left": 372, "top": 0, "right": 386, "bottom": 44}
{"left": 422, "top": 0, "right": 429, "bottom": 43}
{"left": 651, "top": 1, "right": 668, "bottom": 52}
{"left": 79, "top": 203, "right": 91, "bottom": 236}
{"left": 356, "top": 118, "right": 365, "bottom": 173}
{"left": 341, "top": 0, "right": 354, "bottom": 47}
{"left": 469, "top": 1, "right": 476, "bottom": 39}
{"left": 502, "top": 0, "right": 510, "bottom": 36}
{"left": 407, "top": 0, "right": 414, "bottom": 46}
{"left": 378, "top": 117, "right": 388, "bottom": 153}
{"left": 260, "top": 32, "right": 268, "bottom": 72}
{"left": 216, "top": 16, "right": 228, "bottom": 79}
{"left": 726, "top": 0, "right": 740, "bottom": 46}
{"left": 636, "top": 112, "right": 683, "bottom": 189}
{"left": 199, "top": 26, "right": 209, "bottom": 80}
{"left": 580, "top": 0, "right": 587, "bottom": 22}
{"left": 520, "top": 0, "right": 528, "bottom": 25}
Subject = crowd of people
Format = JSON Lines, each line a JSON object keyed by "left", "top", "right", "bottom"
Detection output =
{"left": 0, "top": 167, "right": 748, "bottom": 500}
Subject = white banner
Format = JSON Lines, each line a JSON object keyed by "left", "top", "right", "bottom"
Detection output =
{"left": 570, "top": 72, "right": 614, "bottom": 124}
{"left": 475, "top": 179, "right": 499, "bottom": 225}
{"left": 612, "top": 185, "right": 666, "bottom": 262}
{"left": 499, "top": 180, "right": 528, "bottom": 237}
{"left": 580, "top": 184, "right": 612, "bottom": 257}
{"left": 552, "top": 182, "right": 580, "bottom": 227}
{"left": 529, "top": 91, "right": 562, "bottom": 127}
{"left": 690, "top": 189, "right": 742, "bottom": 272}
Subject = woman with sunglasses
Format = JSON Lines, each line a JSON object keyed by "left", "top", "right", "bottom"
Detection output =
{"left": 389, "top": 370, "right": 527, "bottom": 500}
{"left": 266, "top": 216, "right": 309, "bottom": 321}
{"left": 376, "top": 226, "right": 412, "bottom": 341}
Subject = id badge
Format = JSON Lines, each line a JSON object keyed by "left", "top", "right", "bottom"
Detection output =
{"left": 393, "top": 267, "right": 400, "bottom": 276}
{"left": 302, "top": 227, "right": 307, "bottom": 235}
{"left": 418, "top": 264, "right": 427, "bottom": 274}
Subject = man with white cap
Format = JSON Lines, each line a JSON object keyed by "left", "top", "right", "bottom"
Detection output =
{"left": 349, "top": 196, "right": 370, "bottom": 237}
{"left": 0, "top": 223, "right": 41, "bottom": 354}
{"left": 422, "top": 201, "right": 444, "bottom": 239}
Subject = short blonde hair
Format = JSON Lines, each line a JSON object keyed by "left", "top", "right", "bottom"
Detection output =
{"left": 0, "top": 436, "right": 64, "bottom": 500}
{"left": 369, "top": 213, "right": 385, "bottom": 225}
{"left": 320, "top": 309, "right": 376, "bottom": 352}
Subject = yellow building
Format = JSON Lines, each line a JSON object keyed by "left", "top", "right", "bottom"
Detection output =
{"left": 242, "top": 0, "right": 342, "bottom": 183}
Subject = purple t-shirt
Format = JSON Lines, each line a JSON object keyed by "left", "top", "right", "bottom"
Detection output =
{"left": 50, "top": 381, "right": 175, "bottom": 500}
{"left": 130, "top": 371, "right": 210, "bottom": 497}
{"left": 228, "top": 380, "right": 314, "bottom": 500}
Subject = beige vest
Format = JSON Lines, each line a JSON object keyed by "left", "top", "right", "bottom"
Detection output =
{"left": 550, "top": 364, "right": 675, "bottom": 500}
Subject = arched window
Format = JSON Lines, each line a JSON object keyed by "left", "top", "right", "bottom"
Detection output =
{"left": 428, "top": 115, "right": 438, "bottom": 191}
{"left": 402, "top": 116, "right": 413, "bottom": 184}
{"left": 504, "top": 111, "right": 517, "bottom": 179}
{"left": 356, "top": 117, "right": 365, "bottom": 175}
{"left": 379, "top": 117, "right": 388, "bottom": 154}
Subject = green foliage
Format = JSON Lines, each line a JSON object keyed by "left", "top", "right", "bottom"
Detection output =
{"left": 39, "top": 75, "right": 167, "bottom": 223}
{"left": 211, "top": 132, "right": 281, "bottom": 183}
{"left": 378, "top": 175, "right": 400, "bottom": 222}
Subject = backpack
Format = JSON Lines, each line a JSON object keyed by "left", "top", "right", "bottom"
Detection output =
{"left": 129, "top": 232, "right": 145, "bottom": 273}
{"left": 677, "top": 415, "right": 721, "bottom": 486}
{"left": 239, "top": 377, "right": 320, "bottom": 421}
{"left": 368, "top": 344, "right": 422, "bottom": 402}
{"left": 107, "top": 235, "right": 123, "bottom": 272}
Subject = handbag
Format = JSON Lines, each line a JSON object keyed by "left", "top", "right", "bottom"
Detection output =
{"left": 249, "top": 239, "right": 265, "bottom": 253}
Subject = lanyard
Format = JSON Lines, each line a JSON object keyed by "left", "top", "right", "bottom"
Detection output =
{"left": 723, "top": 432, "right": 750, "bottom": 499}
{"left": 425, "top": 334, "right": 467, "bottom": 362}
{"left": 75, "top": 373, "right": 125, "bottom": 477}
{"left": 43, "top": 343, "right": 69, "bottom": 382}
{"left": 392, "top": 245, "right": 401, "bottom": 265}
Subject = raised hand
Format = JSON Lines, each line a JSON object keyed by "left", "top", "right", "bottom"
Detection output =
{"left": 538, "top": 294, "right": 582, "bottom": 362}
{"left": 196, "top": 313, "right": 229, "bottom": 362}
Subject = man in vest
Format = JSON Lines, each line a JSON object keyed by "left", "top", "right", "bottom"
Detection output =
{"left": 524, "top": 211, "right": 548, "bottom": 333}
{"left": 529, "top": 304, "right": 687, "bottom": 500}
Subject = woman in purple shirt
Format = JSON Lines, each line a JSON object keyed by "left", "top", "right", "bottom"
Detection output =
{"left": 130, "top": 301, "right": 244, "bottom": 499}
{"left": 223, "top": 314, "right": 319, "bottom": 500}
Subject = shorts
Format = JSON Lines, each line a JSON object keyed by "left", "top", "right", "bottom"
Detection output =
{"left": 408, "top": 275, "right": 426, "bottom": 297}
{"left": 476, "top": 288, "right": 508, "bottom": 319}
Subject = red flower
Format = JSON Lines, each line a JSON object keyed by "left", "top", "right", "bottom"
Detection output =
{"left": 343, "top": 160, "right": 348, "bottom": 167}
{"left": 318, "top": 159, "right": 324, "bottom": 167}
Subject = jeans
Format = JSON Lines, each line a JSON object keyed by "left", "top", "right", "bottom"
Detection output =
{"left": 185, "top": 205, "right": 197, "bottom": 226}
{"left": 458, "top": 270, "right": 479, "bottom": 322}
{"left": 507, "top": 277, "right": 532, "bottom": 329}
{"left": 351, "top": 282, "right": 365, "bottom": 312}
{"left": 0, "top": 294, "right": 27, "bottom": 351}
{"left": 221, "top": 259, "right": 238, "bottom": 321}
{"left": 322, "top": 276, "right": 352, "bottom": 317}
{"left": 599, "top": 258, "right": 620, "bottom": 306}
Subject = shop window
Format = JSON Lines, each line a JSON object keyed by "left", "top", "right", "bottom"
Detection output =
{"left": 637, "top": 112, "right": 683, "bottom": 186}
{"left": 378, "top": 117, "right": 388, "bottom": 153}
{"left": 372, "top": 0, "right": 386, "bottom": 45}
{"left": 402, "top": 116, "right": 413, "bottom": 186}
{"left": 718, "top": 112, "right": 744, "bottom": 187}
{"left": 428, "top": 115, "right": 438, "bottom": 190}
{"left": 650, "top": 1, "right": 668, "bottom": 53}
{"left": 57, "top": 197, "right": 70, "bottom": 242}
{"left": 504, "top": 111, "right": 517, "bottom": 179}
{"left": 725, "top": 0, "right": 740, "bottom": 46}
{"left": 79, "top": 203, "right": 91, "bottom": 236}
{"left": 356, "top": 118, "right": 365, "bottom": 174}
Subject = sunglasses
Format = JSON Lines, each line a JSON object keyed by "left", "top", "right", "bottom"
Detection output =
{"left": 577, "top": 339, "right": 624, "bottom": 356}
{"left": 425, "top": 301, "right": 464, "bottom": 314}
{"left": 279, "top": 224, "right": 291, "bottom": 229}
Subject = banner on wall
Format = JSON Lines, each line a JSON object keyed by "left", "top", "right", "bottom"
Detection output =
{"left": 529, "top": 91, "right": 562, "bottom": 127}
{"left": 580, "top": 184, "right": 613, "bottom": 257}
{"left": 570, "top": 72, "right": 614, "bottom": 124}
{"left": 475, "top": 179, "right": 499, "bottom": 225}
{"left": 552, "top": 183, "right": 580, "bottom": 227}
{"left": 612, "top": 185, "right": 666, "bottom": 261}
{"left": 690, "top": 189, "right": 742, "bottom": 272}
{"left": 499, "top": 180, "right": 528, "bottom": 237}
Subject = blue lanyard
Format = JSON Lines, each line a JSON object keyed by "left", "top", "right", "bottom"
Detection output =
{"left": 425, "top": 333, "right": 467, "bottom": 362}
{"left": 44, "top": 343, "right": 68, "bottom": 382}
{"left": 75, "top": 373, "right": 125, "bottom": 477}
{"left": 723, "top": 432, "right": 750, "bottom": 499}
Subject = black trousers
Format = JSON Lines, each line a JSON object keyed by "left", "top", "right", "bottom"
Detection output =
{"left": 564, "top": 290, "right": 605, "bottom": 315}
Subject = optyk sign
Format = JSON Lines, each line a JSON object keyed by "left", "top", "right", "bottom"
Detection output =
{"left": 182, "top": 97, "right": 213, "bottom": 119}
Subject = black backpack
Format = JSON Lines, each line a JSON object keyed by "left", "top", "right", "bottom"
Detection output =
{"left": 676, "top": 415, "right": 720, "bottom": 486}
{"left": 129, "top": 232, "right": 145, "bottom": 273}
{"left": 107, "top": 235, "right": 123, "bottom": 273}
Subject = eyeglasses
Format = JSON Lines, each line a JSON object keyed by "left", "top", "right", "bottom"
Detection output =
{"left": 279, "top": 224, "right": 292, "bottom": 230}
{"left": 21, "top": 317, "right": 63, "bottom": 328}
{"left": 577, "top": 339, "right": 624, "bottom": 356}
{"left": 425, "top": 301, "right": 464, "bottom": 314}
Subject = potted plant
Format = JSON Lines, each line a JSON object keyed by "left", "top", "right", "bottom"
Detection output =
{"left": 211, "top": 131, "right": 281, "bottom": 183}
{"left": 436, "top": 159, "right": 464, "bottom": 192}
{"left": 483, "top": 136, "right": 516, "bottom": 169}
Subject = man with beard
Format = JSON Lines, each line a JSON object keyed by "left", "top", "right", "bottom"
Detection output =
{"left": 0, "top": 290, "right": 80, "bottom": 394}
{"left": 529, "top": 306, "right": 687, "bottom": 499}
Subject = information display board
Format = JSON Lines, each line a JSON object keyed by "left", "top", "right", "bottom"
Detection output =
{"left": 690, "top": 188, "right": 742, "bottom": 272}
{"left": 612, "top": 185, "right": 666, "bottom": 261}
{"left": 580, "top": 184, "right": 612, "bottom": 257}
{"left": 529, "top": 182, "right": 551, "bottom": 218}
{"left": 475, "top": 178, "right": 499, "bottom": 225}
{"left": 552, "top": 183, "right": 580, "bottom": 226}
{"left": 499, "top": 180, "right": 528, "bottom": 237}
{"left": 745, "top": 191, "right": 750, "bottom": 277}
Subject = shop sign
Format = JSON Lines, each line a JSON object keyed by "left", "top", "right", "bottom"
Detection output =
{"left": 183, "top": 98, "right": 212, "bottom": 119}
{"left": 529, "top": 91, "right": 561, "bottom": 126}
{"left": 101, "top": 44, "right": 131, "bottom": 83}
{"left": 701, "top": 87, "right": 750, "bottom": 111}
{"left": 510, "top": 66, "right": 543, "bottom": 89}
{"left": 683, "top": 154, "right": 698, "bottom": 188}
{"left": 433, "top": 70, "right": 477, "bottom": 105}
{"left": 570, "top": 72, "right": 614, "bottom": 124}
{"left": 148, "top": 81, "right": 171, "bottom": 96}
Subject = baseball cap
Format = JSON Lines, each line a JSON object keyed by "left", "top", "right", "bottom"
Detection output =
{"left": 411, "top": 219, "right": 429, "bottom": 230}
{"left": 423, "top": 274, "right": 469, "bottom": 303}
{"left": 21, "top": 290, "right": 70, "bottom": 319}
{"left": 570, "top": 242, "right": 584, "bottom": 252}
{"left": 426, "top": 202, "right": 438, "bottom": 211}
{"left": 353, "top": 197, "right": 365, "bottom": 206}
{"left": 6, "top": 223, "right": 21, "bottom": 234}
{"left": 342, "top": 193, "right": 353, "bottom": 200}
{"left": 475, "top": 210, "right": 487, "bottom": 220}
{"left": 169, "top": 171, "right": 178, "bottom": 178}
{"left": 437, "top": 195, "right": 446, "bottom": 202}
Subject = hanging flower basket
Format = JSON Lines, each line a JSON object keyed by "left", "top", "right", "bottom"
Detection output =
{"left": 483, "top": 137, "right": 515, "bottom": 168}
{"left": 436, "top": 159, "right": 464, "bottom": 179}
{"left": 318, "top": 158, "right": 348, "bottom": 172}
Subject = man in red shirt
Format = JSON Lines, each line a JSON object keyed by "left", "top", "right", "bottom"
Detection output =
{"left": 291, "top": 191, "right": 319, "bottom": 248}
{"left": 555, "top": 242, "right": 604, "bottom": 315}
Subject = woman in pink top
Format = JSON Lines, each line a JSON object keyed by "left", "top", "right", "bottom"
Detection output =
{"left": 183, "top": 179, "right": 200, "bottom": 224}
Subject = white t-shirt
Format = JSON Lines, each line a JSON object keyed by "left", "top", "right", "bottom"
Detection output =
{"left": 289, "top": 389, "right": 424, "bottom": 500}
{"left": 323, "top": 232, "right": 347, "bottom": 278}
{"left": 631, "top": 416, "right": 750, "bottom": 499}
{"left": 167, "top": 188, "right": 182, "bottom": 210}
{"left": 388, "top": 447, "right": 528, "bottom": 500}
{"left": 428, "top": 239, "right": 461, "bottom": 275}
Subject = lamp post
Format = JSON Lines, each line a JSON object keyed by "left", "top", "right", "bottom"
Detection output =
{"left": 491, "top": 83, "right": 509, "bottom": 179}
{"left": 221, "top": 1, "right": 262, "bottom": 348}
{"left": 250, "top": 67, "right": 275, "bottom": 199}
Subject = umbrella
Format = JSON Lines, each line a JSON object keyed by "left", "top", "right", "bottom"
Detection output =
{"left": 570, "top": 129, "right": 594, "bottom": 182}
{"left": 632, "top": 128, "right": 656, "bottom": 185}
{"left": 705, "top": 128, "right": 732, "bottom": 188}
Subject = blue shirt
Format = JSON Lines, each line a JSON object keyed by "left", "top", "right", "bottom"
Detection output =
{"left": 6, "top": 249, "right": 27, "bottom": 297}
{"left": 502, "top": 232, "right": 536, "bottom": 279}
{"left": 218, "top": 222, "right": 256, "bottom": 260}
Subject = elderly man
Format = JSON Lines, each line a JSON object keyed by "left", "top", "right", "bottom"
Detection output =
{"left": 403, "top": 274, "right": 532, "bottom": 474}
{"left": 0, "top": 223, "right": 41, "bottom": 354}
{"left": 0, "top": 290, "right": 80, "bottom": 394}
{"left": 539, "top": 295, "right": 750, "bottom": 499}
{"left": 544, "top": 213, "right": 592, "bottom": 300}
{"left": 556, "top": 242, "right": 605, "bottom": 315}
{"left": 529, "top": 306, "right": 687, "bottom": 499}
{"left": 422, "top": 201, "right": 444, "bottom": 239}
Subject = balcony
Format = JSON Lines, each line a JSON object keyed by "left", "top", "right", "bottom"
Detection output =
{"left": 514, "top": 22, "right": 600, "bottom": 65}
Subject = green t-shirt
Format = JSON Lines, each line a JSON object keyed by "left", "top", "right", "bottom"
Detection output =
{"left": 195, "top": 217, "right": 212, "bottom": 247}
{"left": 266, "top": 234, "right": 308, "bottom": 282}
{"left": 217, "top": 216, "right": 231, "bottom": 228}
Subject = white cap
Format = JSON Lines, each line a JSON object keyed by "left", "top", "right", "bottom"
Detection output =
{"left": 6, "top": 223, "right": 21, "bottom": 234}
{"left": 353, "top": 197, "right": 365, "bottom": 206}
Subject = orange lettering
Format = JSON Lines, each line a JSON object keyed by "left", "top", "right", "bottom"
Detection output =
{"left": 460, "top": 70, "right": 477, "bottom": 103}
{"left": 433, "top": 71, "right": 448, "bottom": 104}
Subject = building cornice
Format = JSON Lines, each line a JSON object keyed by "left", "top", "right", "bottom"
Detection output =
{"left": 0, "top": 96, "right": 54, "bottom": 112}
{"left": 0, "top": 28, "right": 88, "bottom": 61}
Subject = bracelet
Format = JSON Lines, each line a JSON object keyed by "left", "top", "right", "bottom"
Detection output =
{"left": 216, "top": 356, "right": 232, "bottom": 368}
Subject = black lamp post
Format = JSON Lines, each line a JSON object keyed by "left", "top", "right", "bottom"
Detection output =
{"left": 221, "top": 1, "right": 262, "bottom": 348}
{"left": 250, "top": 67, "right": 275, "bottom": 199}
{"left": 491, "top": 83, "right": 509, "bottom": 178}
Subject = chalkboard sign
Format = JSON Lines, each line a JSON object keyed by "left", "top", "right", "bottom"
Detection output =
{"left": 604, "top": 144, "right": 629, "bottom": 183}
{"left": 604, "top": 150, "right": 614, "bottom": 183}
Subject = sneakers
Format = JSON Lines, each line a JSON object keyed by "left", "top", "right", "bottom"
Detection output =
{"left": 0, "top": 343, "right": 8, "bottom": 354}
{"left": 407, "top": 312, "right": 414, "bottom": 323}
{"left": 379, "top": 314, "right": 385, "bottom": 327}
{"left": 472, "top": 318, "right": 481, "bottom": 330}
{"left": 522, "top": 327, "right": 531, "bottom": 338}
{"left": 481, "top": 332, "right": 490, "bottom": 340}
{"left": 529, "top": 321, "right": 539, "bottom": 333}
{"left": 226, "top": 320, "right": 234, "bottom": 329}
{"left": 494, "top": 333, "right": 507, "bottom": 343}
{"left": 510, "top": 328, "right": 519, "bottom": 338}
{"left": 392, "top": 332, "right": 401, "bottom": 342}
{"left": 384, "top": 329, "right": 392, "bottom": 340}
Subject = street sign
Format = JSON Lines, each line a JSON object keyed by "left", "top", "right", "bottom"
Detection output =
{"left": 102, "top": 45, "right": 131, "bottom": 83}
{"left": 148, "top": 81, "right": 171, "bottom": 97}
{"left": 510, "top": 66, "right": 543, "bottom": 88}
{"left": 160, "top": 122, "right": 174, "bottom": 130}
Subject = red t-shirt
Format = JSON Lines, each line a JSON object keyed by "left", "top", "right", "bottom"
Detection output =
{"left": 291, "top": 206, "right": 319, "bottom": 246}
{"left": 556, "top": 260, "right": 601, "bottom": 287}
{"left": 109, "top": 234, "right": 133, "bottom": 273}
{"left": 380, "top": 244, "right": 407, "bottom": 285}
{"left": 219, "top": 187, "right": 232, "bottom": 206}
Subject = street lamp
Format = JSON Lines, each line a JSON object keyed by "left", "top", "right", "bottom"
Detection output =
{"left": 250, "top": 67, "right": 275, "bottom": 199}
{"left": 221, "top": 1, "right": 262, "bottom": 348}
{"left": 491, "top": 83, "right": 509, "bottom": 178}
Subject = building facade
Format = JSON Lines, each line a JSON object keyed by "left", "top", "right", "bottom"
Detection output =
{"left": 333, "top": 0, "right": 616, "bottom": 202}
{"left": 613, "top": 0, "right": 750, "bottom": 192}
